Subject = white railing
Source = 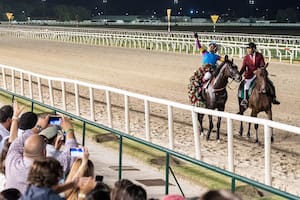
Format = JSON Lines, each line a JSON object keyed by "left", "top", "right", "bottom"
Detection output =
{"left": 0, "top": 63, "right": 299, "bottom": 188}
{"left": 0, "top": 27, "right": 300, "bottom": 64}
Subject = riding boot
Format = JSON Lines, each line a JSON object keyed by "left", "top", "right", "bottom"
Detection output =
{"left": 240, "top": 90, "right": 248, "bottom": 107}
{"left": 268, "top": 79, "right": 280, "bottom": 105}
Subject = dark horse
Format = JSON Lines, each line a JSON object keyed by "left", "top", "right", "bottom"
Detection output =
{"left": 198, "top": 56, "right": 241, "bottom": 141}
{"left": 238, "top": 64, "right": 273, "bottom": 143}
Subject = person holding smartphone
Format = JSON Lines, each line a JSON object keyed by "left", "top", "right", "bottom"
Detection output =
{"left": 65, "top": 147, "right": 95, "bottom": 200}
{"left": 39, "top": 115, "right": 78, "bottom": 174}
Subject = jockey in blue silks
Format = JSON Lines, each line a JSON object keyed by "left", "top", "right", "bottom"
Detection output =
{"left": 194, "top": 32, "right": 223, "bottom": 82}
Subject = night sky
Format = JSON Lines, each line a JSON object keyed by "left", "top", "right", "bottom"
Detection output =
{"left": 85, "top": 0, "right": 299, "bottom": 17}
{"left": 58, "top": 0, "right": 299, "bottom": 13}
{"left": 3, "top": 0, "right": 300, "bottom": 17}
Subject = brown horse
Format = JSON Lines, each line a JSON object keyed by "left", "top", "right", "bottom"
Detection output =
{"left": 238, "top": 63, "right": 274, "bottom": 143}
{"left": 198, "top": 56, "right": 241, "bottom": 141}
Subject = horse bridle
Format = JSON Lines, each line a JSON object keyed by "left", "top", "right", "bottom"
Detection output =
{"left": 213, "top": 61, "right": 237, "bottom": 92}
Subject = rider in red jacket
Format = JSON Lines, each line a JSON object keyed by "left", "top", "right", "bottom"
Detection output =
{"left": 239, "top": 42, "right": 280, "bottom": 107}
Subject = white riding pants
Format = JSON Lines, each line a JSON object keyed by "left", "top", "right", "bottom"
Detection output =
{"left": 203, "top": 72, "right": 212, "bottom": 81}
{"left": 244, "top": 75, "right": 256, "bottom": 90}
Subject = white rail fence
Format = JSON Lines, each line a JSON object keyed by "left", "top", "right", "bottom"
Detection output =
{"left": 0, "top": 27, "right": 300, "bottom": 64}
{"left": 0, "top": 63, "right": 299, "bottom": 188}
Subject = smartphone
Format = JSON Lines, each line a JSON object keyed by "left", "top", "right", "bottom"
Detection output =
{"left": 95, "top": 175, "right": 103, "bottom": 182}
{"left": 49, "top": 116, "right": 61, "bottom": 125}
{"left": 70, "top": 147, "right": 84, "bottom": 157}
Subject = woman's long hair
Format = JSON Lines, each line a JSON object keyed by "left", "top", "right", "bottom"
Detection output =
{"left": 65, "top": 158, "right": 94, "bottom": 200}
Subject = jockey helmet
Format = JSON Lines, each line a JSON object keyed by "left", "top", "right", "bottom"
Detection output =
{"left": 246, "top": 42, "right": 256, "bottom": 49}
{"left": 209, "top": 41, "right": 217, "bottom": 47}
{"left": 209, "top": 41, "right": 218, "bottom": 52}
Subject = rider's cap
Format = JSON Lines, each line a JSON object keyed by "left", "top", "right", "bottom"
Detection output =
{"left": 246, "top": 42, "right": 256, "bottom": 49}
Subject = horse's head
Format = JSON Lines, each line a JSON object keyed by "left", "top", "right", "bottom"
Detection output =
{"left": 222, "top": 56, "right": 241, "bottom": 82}
{"left": 254, "top": 63, "right": 269, "bottom": 93}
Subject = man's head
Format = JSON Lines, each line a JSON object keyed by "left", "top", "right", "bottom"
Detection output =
{"left": 0, "top": 105, "right": 13, "bottom": 129}
{"left": 208, "top": 41, "right": 218, "bottom": 53}
{"left": 246, "top": 42, "right": 257, "bottom": 54}
{"left": 24, "top": 134, "right": 46, "bottom": 159}
{"left": 19, "top": 112, "right": 38, "bottom": 131}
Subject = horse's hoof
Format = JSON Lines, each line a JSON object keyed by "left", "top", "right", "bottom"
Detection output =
{"left": 271, "top": 137, "right": 274, "bottom": 143}
{"left": 217, "top": 139, "right": 220, "bottom": 143}
{"left": 255, "top": 139, "right": 259, "bottom": 143}
{"left": 239, "top": 132, "right": 243, "bottom": 136}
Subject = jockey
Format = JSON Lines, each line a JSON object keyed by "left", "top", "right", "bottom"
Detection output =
{"left": 194, "top": 32, "right": 222, "bottom": 82}
{"left": 239, "top": 42, "right": 280, "bottom": 107}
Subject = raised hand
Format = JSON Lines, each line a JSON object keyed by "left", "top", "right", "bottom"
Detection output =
{"left": 194, "top": 32, "right": 198, "bottom": 38}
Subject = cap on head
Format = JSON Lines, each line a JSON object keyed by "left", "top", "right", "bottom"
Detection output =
{"left": 246, "top": 42, "right": 256, "bottom": 49}
{"left": 39, "top": 125, "right": 61, "bottom": 140}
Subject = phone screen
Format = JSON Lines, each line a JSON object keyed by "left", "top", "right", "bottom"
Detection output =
{"left": 49, "top": 116, "right": 61, "bottom": 125}
{"left": 70, "top": 147, "right": 84, "bottom": 157}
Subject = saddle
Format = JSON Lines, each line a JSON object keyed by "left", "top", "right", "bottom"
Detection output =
{"left": 238, "top": 78, "right": 256, "bottom": 99}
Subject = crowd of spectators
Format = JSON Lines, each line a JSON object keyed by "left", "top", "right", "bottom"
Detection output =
{"left": 0, "top": 101, "right": 242, "bottom": 200}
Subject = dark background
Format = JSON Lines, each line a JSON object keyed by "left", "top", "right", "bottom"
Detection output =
{"left": 0, "top": 0, "right": 299, "bottom": 22}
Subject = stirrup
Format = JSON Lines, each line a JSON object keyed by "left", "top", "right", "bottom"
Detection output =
{"left": 240, "top": 99, "right": 248, "bottom": 107}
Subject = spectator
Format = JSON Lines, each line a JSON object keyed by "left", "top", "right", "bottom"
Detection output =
{"left": 39, "top": 125, "right": 74, "bottom": 173}
{"left": 17, "top": 112, "right": 38, "bottom": 137}
{"left": 64, "top": 147, "right": 94, "bottom": 200}
{"left": 161, "top": 194, "right": 185, "bottom": 200}
{"left": 0, "top": 139, "right": 11, "bottom": 190}
{"left": 21, "top": 157, "right": 65, "bottom": 200}
{"left": 0, "top": 101, "right": 25, "bottom": 191}
{"left": 199, "top": 190, "right": 241, "bottom": 200}
{"left": 0, "top": 188, "right": 21, "bottom": 200}
{"left": 85, "top": 182, "right": 111, "bottom": 200}
{"left": 5, "top": 134, "right": 47, "bottom": 193}
{"left": 110, "top": 179, "right": 134, "bottom": 200}
{"left": 0, "top": 105, "right": 13, "bottom": 152}
{"left": 121, "top": 184, "right": 147, "bottom": 200}
{"left": 5, "top": 112, "right": 77, "bottom": 194}
{"left": 4, "top": 109, "right": 49, "bottom": 193}
{"left": 21, "top": 157, "right": 96, "bottom": 200}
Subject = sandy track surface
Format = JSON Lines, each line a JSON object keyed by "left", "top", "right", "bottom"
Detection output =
{"left": 0, "top": 37, "right": 299, "bottom": 196}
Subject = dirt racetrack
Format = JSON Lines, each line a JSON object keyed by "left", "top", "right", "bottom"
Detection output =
{"left": 0, "top": 36, "right": 299, "bottom": 196}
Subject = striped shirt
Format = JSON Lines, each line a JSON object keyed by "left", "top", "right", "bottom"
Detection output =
{"left": 5, "top": 131, "right": 78, "bottom": 194}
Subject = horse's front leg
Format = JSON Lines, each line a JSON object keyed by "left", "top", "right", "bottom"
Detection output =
{"left": 250, "top": 111, "right": 259, "bottom": 143}
{"left": 206, "top": 115, "right": 214, "bottom": 141}
{"left": 216, "top": 116, "right": 221, "bottom": 141}
{"left": 266, "top": 109, "right": 274, "bottom": 143}
{"left": 198, "top": 113, "right": 205, "bottom": 136}
{"left": 247, "top": 122, "right": 252, "bottom": 140}
{"left": 217, "top": 106, "right": 225, "bottom": 141}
